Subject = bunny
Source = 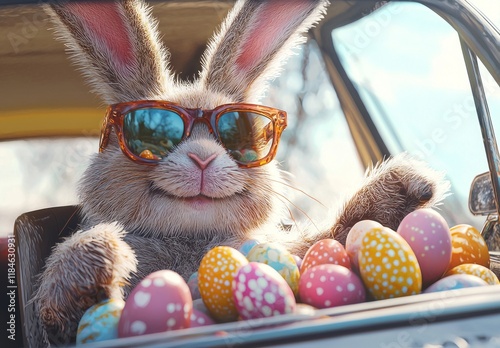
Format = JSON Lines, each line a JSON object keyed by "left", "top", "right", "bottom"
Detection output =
{"left": 34, "top": 0, "right": 448, "bottom": 344}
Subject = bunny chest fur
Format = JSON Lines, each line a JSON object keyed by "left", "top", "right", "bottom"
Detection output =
{"left": 123, "top": 232, "right": 243, "bottom": 288}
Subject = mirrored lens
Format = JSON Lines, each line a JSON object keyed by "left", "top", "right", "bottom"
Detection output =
{"left": 123, "top": 108, "right": 184, "bottom": 160}
{"left": 217, "top": 111, "right": 274, "bottom": 163}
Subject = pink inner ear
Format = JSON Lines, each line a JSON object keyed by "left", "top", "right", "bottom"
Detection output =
{"left": 65, "top": 2, "right": 135, "bottom": 67}
{"left": 235, "top": 0, "right": 315, "bottom": 73}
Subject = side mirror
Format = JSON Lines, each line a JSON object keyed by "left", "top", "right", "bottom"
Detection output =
{"left": 469, "top": 172, "right": 500, "bottom": 251}
{"left": 469, "top": 172, "right": 497, "bottom": 215}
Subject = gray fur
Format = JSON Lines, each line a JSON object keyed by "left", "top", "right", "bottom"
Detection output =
{"left": 34, "top": 0, "right": 448, "bottom": 344}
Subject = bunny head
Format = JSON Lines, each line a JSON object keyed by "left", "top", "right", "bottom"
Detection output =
{"left": 48, "top": 0, "right": 328, "bottom": 239}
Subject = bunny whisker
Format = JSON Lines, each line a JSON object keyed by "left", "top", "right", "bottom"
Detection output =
{"left": 266, "top": 176, "right": 327, "bottom": 209}
{"left": 251, "top": 181, "right": 321, "bottom": 234}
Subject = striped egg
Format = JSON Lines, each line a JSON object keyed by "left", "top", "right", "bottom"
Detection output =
{"left": 445, "top": 263, "right": 499, "bottom": 285}
{"left": 300, "top": 239, "right": 350, "bottom": 274}
{"left": 246, "top": 243, "right": 300, "bottom": 297}
{"left": 447, "top": 224, "right": 490, "bottom": 270}
{"left": 198, "top": 246, "right": 248, "bottom": 322}
{"left": 299, "top": 264, "right": 365, "bottom": 309}
{"left": 358, "top": 227, "right": 422, "bottom": 300}
{"left": 397, "top": 209, "right": 452, "bottom": 286}
{"left": 77, "top": 298, "right": 124, "bottom": 344}
{"left": 232, "top": 262, "right": 296, "bottom": 320}
{"left": 345, "top": 220, "right": 383, "bottom": 272}
{"left": 118, "top": 270, "right": 192, "bottom": 338}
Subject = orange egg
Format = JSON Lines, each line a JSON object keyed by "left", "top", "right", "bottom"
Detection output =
{"left": 445, "top": 263, "right": 499, "bottom": 285}
{"left": 198, "top": 246, "right": 248, "bottom": 322}
{"left": 447, "top": 224, "right": 489, "bottom": 270}
{"left": 358, "top": 227, "right": 422, "bottom": 300}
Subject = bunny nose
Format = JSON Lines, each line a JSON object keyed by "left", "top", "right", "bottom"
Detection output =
{"left": 188, "top": 153, "right": 217, "bottom": 170}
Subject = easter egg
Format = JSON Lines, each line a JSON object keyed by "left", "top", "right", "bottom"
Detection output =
{"left": 246, "top": 243, "right": 300, "bottom": 297}
{"left": 358, "top": 227, "right": 422, "bottom": 300}
{"left": 445, "top": 263, "right": 499, "bottom": 285}
{"left": 187, "top": 272, "right": 201, "bottom": 300}
{"left": 232, "top": 262, "right": 296, "bottom": 320}
{"left": 118, "top": 270, "right": 192, "bottom": 338}
{"left": 299, "top": 264, "right": 365, "bottom": 309}
{"left": 292, "top": 255, "right": 303, "bottom": 269}
{"left": 192, "top": 298, "right": 210, "bottom": 314}
{"left": 294, "top": 303, "right": 317, "bottom": 316}
{"left": 447, "top": 224, "right": 489, "bottom": 270}
{"left": 76, "top": 298, "right": 124, "bottom": 344}
{"left": 397, "top": 209, "right": 452, "bottom": 286}
{"left": 239, "top": 239, "right": 260, "bottom": 256}
{"left": 198, "top": 246, "right": 248, "bottom": 322}
{"left": 190, "top": 308, "right": 216, "bottom": 328}
{"left": 301, "top": 239, "right": 350, "bottom": 274}
{"left": 345, "top": 220, "right": 383, "bottom": 272}
{"left": 424, "top": 274, "right": 488, "bottom": 293}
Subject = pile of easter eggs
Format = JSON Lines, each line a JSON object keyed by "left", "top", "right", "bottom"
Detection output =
{"left": 76, "top": 208, "right": 498, "bottom": 345}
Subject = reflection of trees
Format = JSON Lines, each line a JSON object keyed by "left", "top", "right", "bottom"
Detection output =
{"left": 125, "top": 110, "right": 182, "bottom": 155}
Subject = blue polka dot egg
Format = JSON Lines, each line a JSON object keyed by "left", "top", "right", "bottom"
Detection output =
{"left": 246, "top": 242, "right": 300, "bottom": 297}
{"left": 76, "top": 298, "right": 125, "bottom": 345}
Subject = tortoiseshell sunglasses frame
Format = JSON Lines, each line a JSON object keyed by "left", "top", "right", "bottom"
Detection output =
{"left": 99, "top": 100, "right": 288, "bottom": 168}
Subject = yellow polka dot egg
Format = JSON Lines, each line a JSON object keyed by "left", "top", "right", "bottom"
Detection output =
{"left": 358, "top": 227, "right": 422, "bottom": 300}
{"left": 198, "top": 246, "right": 248, "bottom": 322}
{"left": 445, "top": 263, "right": 499, "bottom": 285}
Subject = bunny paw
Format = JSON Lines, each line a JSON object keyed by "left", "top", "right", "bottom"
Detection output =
{"left": 331, "top": 153, "right": 449, "bottom": 245}
{"left": 34, "top": 223, "right": 137, "bottom": 344}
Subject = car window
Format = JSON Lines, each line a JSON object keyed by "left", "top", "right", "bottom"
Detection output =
{"left": 264, "top": 41, "right": 365, "bottom": 226}
{"left": 330, "top": 1, "right": 500, "bottom": 229}
{"left": 0, "top": 137, "right": 97, "bottom": 234}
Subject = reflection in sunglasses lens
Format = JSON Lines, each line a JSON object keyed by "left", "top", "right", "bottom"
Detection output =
{"left": 123, "top": 108, "right": 184, "bottom": 160}
{"left": 217, "top": 112, "right": 274, "bottom": 163}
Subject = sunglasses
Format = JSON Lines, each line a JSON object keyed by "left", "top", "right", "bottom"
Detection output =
{"left": 99, "top": 100, "right": 288, "bottom": 168}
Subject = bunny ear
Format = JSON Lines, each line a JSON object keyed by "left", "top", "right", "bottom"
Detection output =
{"left": 47, "top": 0, "right": 171, "bottom": 104}
{"left": 200, "top": 0, "right": 328, "bottom": 102}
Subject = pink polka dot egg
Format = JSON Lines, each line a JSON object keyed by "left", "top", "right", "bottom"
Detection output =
{"left": 117, "top": 270, "right": 192, "bottom": 338}
{"left": 301, "top": 238, "right": 350, "bottom": 274}
{"left": 397, "top": 208, "right": 452, "bottom": 286}
{"left": 299, "top": 264, "right": 365, "bottom": 309}
{"left": 190, "top": 299, "right": 216, "bottom": 327}
{"left": 232, "top": 262, "right": 296, "bottom": 320}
